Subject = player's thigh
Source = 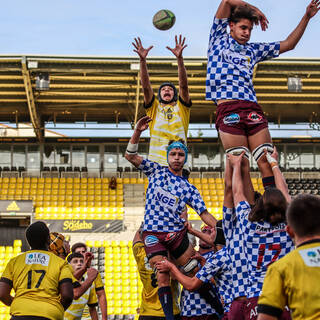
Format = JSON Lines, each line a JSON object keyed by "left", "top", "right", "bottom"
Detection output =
{"left": 174, "top": 243, "right": 196, "bottom": 267}
{"left": 247, "top": 128, "right": 272, "bottom": 152}
{"left": 149, "top": 254, "right": 170, "bottom": 286}
{"left": 219, "top": 130, "right": 249, "bottom": 150}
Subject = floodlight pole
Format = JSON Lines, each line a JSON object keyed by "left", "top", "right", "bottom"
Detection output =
{"left": 134, "top": 73, "right": 140, "bottom": 126}
{"left": 21, "top": 57, "right": 43, "bottom": 142}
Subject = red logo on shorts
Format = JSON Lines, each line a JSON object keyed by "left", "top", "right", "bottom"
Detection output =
{"left": 165, "top": 232, "right": 176, "bottom": 242}
{"left": 248, "top": 112, "right": 262, "bottom": 122}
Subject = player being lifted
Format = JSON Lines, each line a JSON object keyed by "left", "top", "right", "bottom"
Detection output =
{"left": 132, "top": 35, "right": 191, "bottom": 172}
{"left": 206, "top": 0, "right": 320, "bottom": 189}
{"left": 0, "top": 221, "right": 74, "bottom": 320}
{"left": 125, "top": 116, "right": 217, "bottom": 320}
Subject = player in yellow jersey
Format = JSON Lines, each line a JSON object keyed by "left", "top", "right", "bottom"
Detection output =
{"left": 0, "top": 221, "right": 74, "bottom": 320}
{"left": 257, "top": 193, "right": 320, "bottom": 320}
{"left": 48, "top": 233, "right": 99, "bottom": 302}
{"left": 132, "top": 35, "right": 191, "bottom": 170}
{"left": 64, "top": 252, "right": 98, "bottom": 320}
{"left": 71, "top": 242, "right": 108, "bottom": 320}
{"left": 132, "top": 226, "right": 181, "bottom": 320}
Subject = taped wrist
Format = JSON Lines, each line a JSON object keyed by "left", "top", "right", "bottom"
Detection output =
{"left": 126, "top": 142, "right": 138, "bottom": 155}
{"left": 266, "top": 152, "right": 277, "bottom": 166}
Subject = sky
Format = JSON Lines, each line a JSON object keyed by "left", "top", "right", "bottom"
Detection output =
{"left": 0, "top": 0, "right": 319, "bottom": 58}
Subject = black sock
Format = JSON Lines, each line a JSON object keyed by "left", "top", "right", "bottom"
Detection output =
{"left": 262, "top": 176, "right": 276, "bottom": 190}
{"left": 158, "top": 286, "right": 174, "bottom": 320}
{"left": 197, "top": 282, "right": 224, "bottom": 316}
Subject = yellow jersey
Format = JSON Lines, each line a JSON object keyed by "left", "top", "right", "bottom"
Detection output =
{"left": 145, "top": 96, "right": 191, "bottom": 166}
{"left": 133, "top": 241, "right": 180, "bottom": 317}
{"left": 81, "top": 272, "right": 104, "bottom": 319}
{"left": 64, "top": 276, "right": 98, "bottom": 320}
{"left": 0, "top": 250, "right": 73, "bottom": 320}
{"left": 258, "top": 239, "right": 320, "bottom": 320}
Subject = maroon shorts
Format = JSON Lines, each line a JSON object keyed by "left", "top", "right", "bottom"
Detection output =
{"left": 181, "top": 315, "right": 219, "bottom": 320}
{"left": 215, "top": 100, "right": 268, "bottom": 136}
{"left": 142, "top": 228, "right": 189, "bottom": 260}
{"left": 228, "top": 298, "right": 247, "bottom": 320}
{"left": 221, "top": 312, "right": 229, "bottom": 320}
{"left": 245, "top": 297, "right": 292, "bottom": 320}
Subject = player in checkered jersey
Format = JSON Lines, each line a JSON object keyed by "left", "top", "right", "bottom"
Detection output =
{"left": 221, "top": 152, "right": 256, "bottom": 320}
{"left": 156, "top": 223, "right": 229, "bottom": 320}
{"left": 125, "top": 115, "right": 217, "bottom": 320}
{"left": 228, "top": 147, "right": 294, "bottom": 320}
{"left": 207, "top": 0, "right": 320, "bottom": 191}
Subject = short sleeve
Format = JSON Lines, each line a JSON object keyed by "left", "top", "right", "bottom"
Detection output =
{"left": 188, "top": 187, "right": 207, "bottom": 216}
{"left": 133, "top": 242, "right": 144, "bottom": 262}
{"left": 208, "top": 18, "right": 229, "bottom": 52}
{"left": 0, "top": 259, "right": 14, "bottom": 287}
{"left": 58, "top": 260, "right": 73, "bottom": 285}
{"left": 87, "top": 286, "right": 98, "bottom": 306}
{"left": 257, "top": 263, "right": 286, "bottom": 317}
{"left": 94, "top": 272, "right": 104, "bottom": 291}
{"left": 251, "top": 41, "right": 280, "bottom": 63}
{"left": 138, "top": 158, "right": 162, "bottom": 176}
{"left": 196, "top": 248, "right": 227, "bottom": 282}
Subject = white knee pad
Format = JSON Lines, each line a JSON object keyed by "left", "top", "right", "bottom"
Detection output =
{"left": 252, "top": 143, "right": 273, "bottom": 162}
{"left": 225, "top": 146, "right": 250, "bottom": 160}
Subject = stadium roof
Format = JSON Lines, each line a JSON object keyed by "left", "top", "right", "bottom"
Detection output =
{"left": 1, "top": 55, "right": 320, "bottom": 141}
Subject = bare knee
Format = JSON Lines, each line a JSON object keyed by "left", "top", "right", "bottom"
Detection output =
{"left": 157, "top": 269, "right": 170, "bottom": 287}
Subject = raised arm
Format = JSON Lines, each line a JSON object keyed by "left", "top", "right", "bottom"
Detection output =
{"left": 166, "top": 35, "right": 190, "bottom": 104}
{"left": 125, "top": 116, "right": 152, "bottom": 168}
{"left": 228, "top": 153, "right": 248, "bottom": 206}
{"left": 224, "top": 156, "right": 234, "bottom": 208}
{"left": 280, "top": 0, "right": 320, "bottom": 54}
{"left": 132, "top": 37, "right": 154, "bottom": 105}
{"left": 265, "top": 148, "right": 291, "bottom": 203}
{"left": 215, "top": 0, "right": 268, "bottom": 30}
{"left": 200, "top": 210, "right": 217, "bottom": 228}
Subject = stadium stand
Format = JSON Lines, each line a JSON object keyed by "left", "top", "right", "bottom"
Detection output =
{"left": 0, "top": 240, "right": 22, "bottom": 320}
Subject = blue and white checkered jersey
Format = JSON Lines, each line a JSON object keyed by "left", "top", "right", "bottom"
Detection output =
{"left": 139, "top": 159, "right": 207, "bottom": 232}
{"left": 222, "top": 206, "right": 236, "bottom": 243}
{"left": 181, "top": 251, "right": 220, "bottom": 317}
{"left": 237, "top": 200, "right": 294, "bottom": 298}
{"left": 196, "top": 246, "right": 233, "bottom": 313}
{"left": 225, "top": 202, "right": 249, "bottom": 298}
{"left": 206, "top": 17, "right": 280, "bottom": 103}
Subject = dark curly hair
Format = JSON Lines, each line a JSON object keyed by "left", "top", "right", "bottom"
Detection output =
{"left": 249, "top": 188, "right": 287, "bottom": 225}
{"left": 229, "top": 5, "right": 259, "bottom": 25}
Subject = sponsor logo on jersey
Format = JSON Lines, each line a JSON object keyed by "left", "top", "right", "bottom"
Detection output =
{"left": 299, "top": 246, "right": 320, "bottom": 267}
{"left": 165, "top": 232, "right": 176, "bottom": 242}
{"left": 223, "top": 113, "right": 240, "bottom": 125}
{"left": 222, "top": 49, "right": 251, "bottom": 71}
{"left": 25, "top": 252, "right": 50, "bottom": 266}
{"left": 155, "top": 187, "right": 178, "bottom": 208}
{"left": 144, "top": 235, "right": 159, "bottom": 247}
{"left": 248, "top": 112, "right": 262, "bottom": 122}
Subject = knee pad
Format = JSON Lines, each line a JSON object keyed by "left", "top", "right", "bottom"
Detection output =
{"left": 225, "top": 146, "right": 250, "bottom": 160}
{"left": 252, "top": 143, "right": 273, "bottom": 162}
{"left": 181, "top": 258, "right": 198, "bottom": 274}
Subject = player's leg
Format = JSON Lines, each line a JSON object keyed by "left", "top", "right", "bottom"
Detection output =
{"left": 143, "top": 231, "right": 175, "bottom": 320}
{"left": 219, "top": 131, "right": 254, "bottom": 204}
{"left": 167, "top": 230, "right": 224, "bottom": 314}
{"left": 248, "top": 128, "right": 275, "bottom": 189}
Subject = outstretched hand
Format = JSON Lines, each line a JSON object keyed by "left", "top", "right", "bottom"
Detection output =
{"left": 166, "top": 35, "right": 187, "bottom": 58}
{"left": 132, "top": 37, "right": 153, "bottom": 60}
{"left": 135, "top": 116, "right": 152, "bottom": 132}
{"left": 227, "top": 151, "right": 245, "bottom": 168}
{"left": 155, "top": 258, "right": 173, "bottom": 273}
{"left": 306, "top": 0, "right": 320, "bottom": 19}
